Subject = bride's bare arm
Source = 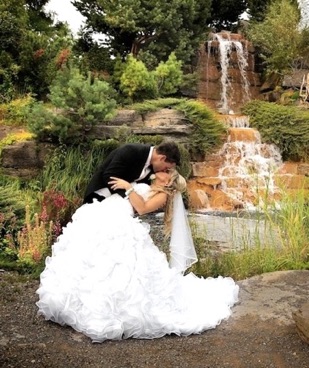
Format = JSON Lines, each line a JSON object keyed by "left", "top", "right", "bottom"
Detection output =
{"left": 108, "top": 177, "right": 167, "bottom": 215}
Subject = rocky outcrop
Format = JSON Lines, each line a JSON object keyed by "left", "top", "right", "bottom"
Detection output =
{"left": 91, "top": 108, "right": 191, "bottom": 142}
{"left": 1, "top": 141, "right": 53, "bottom": 178}
{"left": 292, "top": 302, "right": 309, "bottom": 345}
{"left": 0, "top": 108, "right": 191, "bottom": 179}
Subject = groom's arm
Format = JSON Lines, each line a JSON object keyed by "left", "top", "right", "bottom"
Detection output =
{"left": 101, "top": 145, "right": 148, "bottom": 197}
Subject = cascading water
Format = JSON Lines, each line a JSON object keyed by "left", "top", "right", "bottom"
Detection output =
{"left": 297, "top": 0, "right": 309, "bottom": 29}
{"left": 207, "top": 33, "right": 251, "bottom": 114}
{"left": 217, "top": 116, "right": 283, "bottom": 210}
{"left": 192, "top": 6, "right": 309, "bottom": 213}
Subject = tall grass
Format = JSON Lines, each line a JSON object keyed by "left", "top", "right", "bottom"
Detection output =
{"left": 40, "top": 141, "right": 118, "bottom": 202}
{"left": 190, "top": 189, "right": 309, "bottom": 280}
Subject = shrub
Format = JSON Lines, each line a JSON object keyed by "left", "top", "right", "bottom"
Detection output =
{"left": 154, "top": 52, "right": 183, "bottom": 96}
{"left": 120, "top": 55, "right": 158, "bottom": 102}
{"left": 26, "top": 67, "right": 117, "bottom": 145}
{"left": 0, "top": 95, "right": 34, "bottom": 126}
{"left": 242, "top": 100, "right": 309, "bottom": 161}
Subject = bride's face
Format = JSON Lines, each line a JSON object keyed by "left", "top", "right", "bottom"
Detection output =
{"left": 154, "top": 172, "right": 171, "bottom": 186}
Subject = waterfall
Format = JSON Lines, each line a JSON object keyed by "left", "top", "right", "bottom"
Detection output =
{"left": 209, "top": 33, "right": 251, "bottom": 114}
{"left": 297, "top": 0, "right": 309, "bottom": 29}
{"left": 217, "top": 116, "right": 282, "bottom": 210}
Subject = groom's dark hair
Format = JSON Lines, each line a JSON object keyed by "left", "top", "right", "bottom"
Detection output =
{"left": 155, "top": 142, "right": 181, "bottom": 166}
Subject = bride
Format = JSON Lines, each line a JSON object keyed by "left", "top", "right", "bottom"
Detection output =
{"left": 36, "top": 170, "right": 239, "bottom": 343}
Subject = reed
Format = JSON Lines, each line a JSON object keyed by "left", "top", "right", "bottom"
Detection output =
{"left": 190, "top": 189, "right": 309, "bottom": 280}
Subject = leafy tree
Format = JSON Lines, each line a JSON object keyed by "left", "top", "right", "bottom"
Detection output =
{"left": 245, "top": 0, "right": 305, "bottom": 76}
{"left": 73, "top": 32, "right": 115, "bottom": 77}
{"left": 209, "top": 0, "right": 247, "bottom": 31}
{"left": 246, "top": 0, "right": 272, "bottom": 22}
{"left": 0, "top": 0, "right": 28, "bottom": 100}
{"left": 119, "top": 52, "right": 184, "bottom": 102}
{"left": 25, "top": 0, "right": 54, "bottom": 33}
{"left": 26, "top": 67, "right": 117, "bottom": 144}
{"left": 0, "top": 0, "right": 75, "bottom": 100}
{"left": 72, "top": 0, "right": 212, "bottom": 65}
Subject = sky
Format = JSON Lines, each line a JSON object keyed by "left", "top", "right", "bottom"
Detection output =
{"left": 44, "top": 0, "right": 85, "bottom": 36}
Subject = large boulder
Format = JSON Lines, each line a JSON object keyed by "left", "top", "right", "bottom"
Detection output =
{"left": 1, "top": 141, "right": 53, "bottom": 178}
{"left": 292, "top": 302, "right": 309, "bottom": 345}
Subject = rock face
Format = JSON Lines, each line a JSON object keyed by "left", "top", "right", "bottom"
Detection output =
{"left": 1, "top": 141, "right": 53, "bottom": 178}
{"left": 91, "top": 108, "right": 191, "bottom": 142}
{"left": 292, "top": 302, "right": 309, "bottom": 345}
{"left": 0, "top": 109, "right": 191, "bottom": 179}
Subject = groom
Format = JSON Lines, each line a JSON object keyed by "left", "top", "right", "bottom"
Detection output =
{"left": 83, "top": 141, "right": 181, "bottom": 204}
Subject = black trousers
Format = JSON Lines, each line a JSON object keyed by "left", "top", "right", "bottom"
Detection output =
{"left": 83, "top": 193, "right": 106, "bottom": 204}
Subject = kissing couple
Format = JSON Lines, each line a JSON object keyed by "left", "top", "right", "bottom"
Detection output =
{"left": 36, "top": 141, "right": 239, "bottom": 342}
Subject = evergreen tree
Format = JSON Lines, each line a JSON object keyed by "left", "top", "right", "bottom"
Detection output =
{"left": 26, "top": 67, "right": 117, "bottom": 144}
{"left": 209, "top": 0, "right": 247, "bottom": 31}
{"left": 72, "top": 0, "right": 212, "bottom": 65}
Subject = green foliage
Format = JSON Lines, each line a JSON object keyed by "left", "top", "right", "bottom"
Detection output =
{"left": 154, "top": 53, "right": 183, "bottom": 96}
{"left": 74, "top": 36, "right": 115, "bottom": 77}
{"left": 120, "top": 55, "right": 157, "bottom": 103}
{"left": 175, "top": 99, "right": 227, "bottom": 157}
{"left": 0, "top": 0, "right": 76, "bottom": 101}
{"left": 0, "top": 1, "right": 27, "bottom": 101}
{"left": 73, "top": 0, "right": 212, "bottom": 65}
{"left": 119, "top": 53, "right": 184, "bottom": 102}
{"left": 0, "top": 95, "right": 34, "bottom": 125}
{"left": 209, "top": 0, "right": 247, "bottom": 31}
{"left": 247, "top": 0, "right": 272, "bottom": 22}
{"left": 129, "top": 97, "right": 227, "bottom": 157}
{"left": 40, "top": 142, "right": 119, "bottom": 202}
{"left": 245, "top": 0, "right": 304, "bottom": 75}
{"left": 242, "top": 100, "right": 309, "bottom": 161}
{"left": 26, "top": 67, "right": 117, "bottom": 145}
{"left": 18, "top": 32, "right": 74, "bottom": 100}
{"left": 130, "top": 97, "right": 183, "bottom": 114}
{"left": 0, "top": 179, "right": 37, "bottom": 255}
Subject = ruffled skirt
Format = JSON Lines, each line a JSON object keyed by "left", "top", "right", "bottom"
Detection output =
{"left": 36, "top": 195, "right": 239, "bottom": 342}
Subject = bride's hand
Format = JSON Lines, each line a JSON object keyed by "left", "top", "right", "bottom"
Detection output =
{"left": 109, "top": 177, "right": 132, "bottom": 191}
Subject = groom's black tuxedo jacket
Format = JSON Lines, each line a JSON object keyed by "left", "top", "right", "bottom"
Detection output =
{"left": 83, "top": 143, "right": 153, "bottom": 203}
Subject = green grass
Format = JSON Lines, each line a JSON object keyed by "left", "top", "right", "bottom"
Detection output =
{"left": 189, "top": 189, "right": 309, "bottom": 280}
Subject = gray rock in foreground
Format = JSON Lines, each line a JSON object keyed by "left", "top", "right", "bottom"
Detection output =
{"left": 292, "top": 302, "right": 309, "bottom": 345}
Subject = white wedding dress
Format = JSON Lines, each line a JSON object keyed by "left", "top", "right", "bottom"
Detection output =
{"left": 36, "top": 183, "right": 239, "bottom": 342}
